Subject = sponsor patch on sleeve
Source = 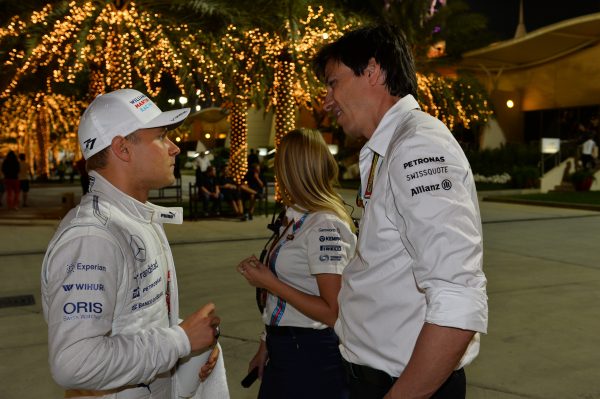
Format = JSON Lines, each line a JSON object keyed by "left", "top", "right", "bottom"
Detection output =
{"left": 409, "top": 179, "right": 452, "bottom": 197}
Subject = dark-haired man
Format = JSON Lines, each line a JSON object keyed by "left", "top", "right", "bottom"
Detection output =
{"left": 314, "top": 25, "right": 488, "bottom": 399}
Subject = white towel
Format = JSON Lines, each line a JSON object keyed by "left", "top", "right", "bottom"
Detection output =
{"left": 192, "top": 343, "right": 230, "bottom": 399}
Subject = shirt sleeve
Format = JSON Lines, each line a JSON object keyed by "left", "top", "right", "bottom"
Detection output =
{"left": 387, "top": 128, "right": 488, "bottom": 334}
{"left": 306, "top": 215, "right": 356, "bottom": 275}
{"left": 42, "top": 227, "right": 189, "bottom": 390}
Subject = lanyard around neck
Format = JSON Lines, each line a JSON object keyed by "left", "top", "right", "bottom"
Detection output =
{"left": 356, "top": 152, "right": 380, "bottom": 208}
{"left": 266, "top": 213, "right": 308, "bottom": 270}
{"left": 266, "top": 212, "right": 308, "bottom": 326}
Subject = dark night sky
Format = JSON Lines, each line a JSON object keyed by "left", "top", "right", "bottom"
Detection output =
{"left": 465, "top": 0, "right": 600, "bottom": 41}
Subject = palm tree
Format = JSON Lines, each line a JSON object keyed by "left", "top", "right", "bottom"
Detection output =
{"left": 269, "top": 5, "right": 354, "bottom": 149}
{"left": 0, "top": 0, "right": 233, "bottom": 101}
{"left": 250, "top": 1, "right": 355, "bottom": 147}
{"left": 0, "top": 0, "right": 235, "bottom": 176}
{"left": 0, "top": 92, "right": 84, "bottom": 179}
{"left": 328, "top": 0, "right": 494, "bottom": 138}
{"left": 213, "top": 2, "right": 355, "bottom": 195}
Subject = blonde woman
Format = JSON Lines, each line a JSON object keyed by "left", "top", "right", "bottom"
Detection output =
{"left": 237, "top": 128, "right": 356, "bottom": 399}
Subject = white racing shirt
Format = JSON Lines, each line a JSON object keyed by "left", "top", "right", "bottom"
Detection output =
{"left": 41, "top": 171, "right": 190, "bottom": 398}
{"left": 336, "top": 95, "right": 488, "bottom": 378}
{"left": 262, "top": 207, "right": 356, "bottom": 329}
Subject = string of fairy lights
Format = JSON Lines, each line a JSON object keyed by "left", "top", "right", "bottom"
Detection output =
{"left": 210, "top": 26, "right": 274, "bottom": 184}
{"left": 229, "top": 102, "right": 248, "bottom": 185}
{"left": 0, "top": 2, "right": 493, "bottom": 184}
{"left": 0, "top": 0, "right": 223, "bottom": 171}
{"left": 208, "top": 6, "right": 353, "bottom": 186}
{"left": 1, "top": 1, "right": 218, "bottom": 101}
{"left": 273, "top": 55, "right": 296, "bottom": 149}
{"left": 271, "top": 55, "right": 296, "bottom": 201}
{"left": 0, "top": 93, "right": 84, "bottom": 177}
{"left": 417, "top": 73, "right": 493, "bottom": 132}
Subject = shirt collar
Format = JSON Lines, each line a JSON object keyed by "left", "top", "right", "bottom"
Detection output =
{"left": 286, "top": 205, "right": 308, "bottom": 222}
{"left": 365, "top": 94, "right": 420, "bottom": 157}
{"left": 88, "top": 171, "right": 183, "bottom": 224}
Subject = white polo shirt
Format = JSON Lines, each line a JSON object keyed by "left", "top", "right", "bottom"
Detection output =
{"left": 262, "top": 207, "right": 357, "bottom": 329}
{"left": 582, "top": 138, "right": 597, "bottom": 155}
{"left": 335, "top": 95, "right": 488, "bottom": 378}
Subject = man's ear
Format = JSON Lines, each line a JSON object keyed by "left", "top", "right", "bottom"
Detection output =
{"left": 366, "top": 58, "right": 384, "bottom": 85}
{"left": 110, "top": 136, "right": 131, "bottom": 162}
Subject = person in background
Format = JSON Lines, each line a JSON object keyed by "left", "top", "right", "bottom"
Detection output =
{"left": 581, "top": 132, "right": 598, "bottom": 170}
{"left": 243, "top": 163, "right": 265, "bottom": 220}
{"left": 174, "top": 153, "right": 182, "bottom": 180}
{"left": 218, "top": 164, "right": 245, "bottom": 221}
{"left": 313, "top": 24, "right": 488, "bottom": 399}
{"left": 56, "top": 160, "right": 66, "bottom": 182}
{"left": 67, "top": 160, "right": 75, "bottom": 184}
{"left": 0, "top": 152, "right": 5, "bottom": 207}
{"left": 237, "top": 128, "right": 356, "bottom": 399}
{"left": 247, "top": 148, "right": 259, "bottom": 166}
{"left": 41, "top": 88, "right": 223, "bottom": 398}
{"left": 18, "top": 153, "right": 31, "bottom": 207}
{"left": 198, "top": 165, "right": 223, "bottom": 217}
{"left": 1, "top": 150, "right": 20, "bottom": 210}
{"left": 194, "top": 151, "right": 211, "bottom": 187}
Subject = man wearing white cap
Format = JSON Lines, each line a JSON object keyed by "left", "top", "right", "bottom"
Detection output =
{"left": 41, "top": 89, "right": 225, "bottom": 398}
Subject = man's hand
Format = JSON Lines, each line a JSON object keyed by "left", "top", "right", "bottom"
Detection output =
{"left": 199, "top": 345, "right": 220, "bottom": 382}
{"left": 179, "top": 303, "right": 220, "bottom": 353}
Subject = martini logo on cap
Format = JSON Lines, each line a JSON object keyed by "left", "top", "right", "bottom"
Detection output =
{"left": 129, "top": 95, "right": 152, "bottom": 112}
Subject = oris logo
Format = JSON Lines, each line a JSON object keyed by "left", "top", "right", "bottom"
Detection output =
{"left": 63, "top": 301, "right": 103, "bottom": 315}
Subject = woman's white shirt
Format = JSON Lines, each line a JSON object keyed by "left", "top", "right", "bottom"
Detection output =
{"left": 262, "top": 207, "right": 356, "bottom": 329}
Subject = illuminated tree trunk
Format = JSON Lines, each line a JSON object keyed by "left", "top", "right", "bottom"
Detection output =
{"left": 229, "top": 101, "right": 248, "bottom": 185}
{"left": 274, "top": 51, "right": 296, "bottom": 148}
{"left": 273, "top": 51, "right": 296, "bottom": 200}
{"left": 88, "top": 66, "right": 106, "bottom": 100}
{"left": 35, "top": 107, "right": 51, "bottom": 180}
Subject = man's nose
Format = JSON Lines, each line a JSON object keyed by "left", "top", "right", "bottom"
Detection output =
{"left": 168, "top": 138, "right": 181, "bottom": 156}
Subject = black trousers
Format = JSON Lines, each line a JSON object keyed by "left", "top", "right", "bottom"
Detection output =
{"left": 258, "top": 326, "right": 349, "bottom": 399}
{"left": 343, "top": 359, "right": 466, "bottom": 399}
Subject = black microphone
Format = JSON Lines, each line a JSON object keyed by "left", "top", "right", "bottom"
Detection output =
{"left": 241, "top": 366, "right": 259, "bottom": 388}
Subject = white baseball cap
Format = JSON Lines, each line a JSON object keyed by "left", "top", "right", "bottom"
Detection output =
{"left": 78, "top": 89, "right": 190, "bottom": 159}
